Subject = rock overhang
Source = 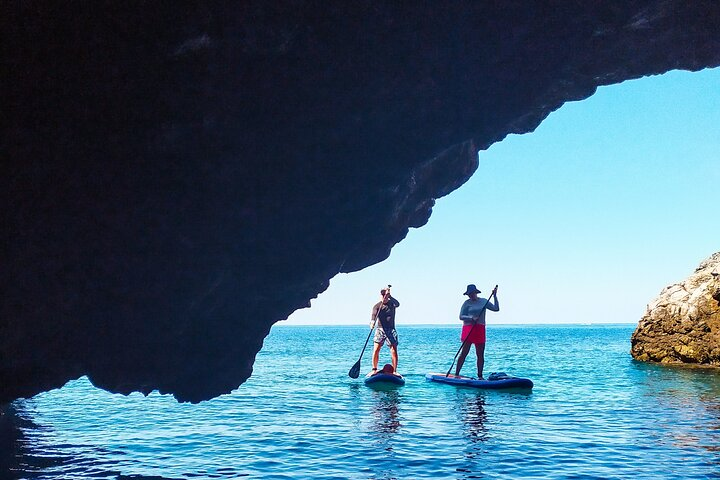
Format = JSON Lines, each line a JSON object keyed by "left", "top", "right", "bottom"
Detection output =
{"left": 2, "top": 1, "right": 720, "bottom": 403}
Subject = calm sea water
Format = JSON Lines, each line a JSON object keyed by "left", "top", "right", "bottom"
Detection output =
{"left": 4, "top": 324, "right": 720, "bottom": 479}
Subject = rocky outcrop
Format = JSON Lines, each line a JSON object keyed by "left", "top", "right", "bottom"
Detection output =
{"left": 631, "top": 253, "right": 720, "bottom": 364}
{"left": 2, "top": 2, "right": 720, "bottom": 403}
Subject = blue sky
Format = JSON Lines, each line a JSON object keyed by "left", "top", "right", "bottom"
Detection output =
{"left": 286, "top": 67, "right": 720, "bottom": 325}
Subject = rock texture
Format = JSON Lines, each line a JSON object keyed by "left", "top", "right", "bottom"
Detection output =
{"left": 631, "top": 253, "right": 720, "bottom": 364}
{"left": 2, "top": 2, "right": 720, "bottom": 403}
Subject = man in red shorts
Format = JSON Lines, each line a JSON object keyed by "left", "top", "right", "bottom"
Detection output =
{"left": 456, "top": 284, "right": 499, "bottom": 379}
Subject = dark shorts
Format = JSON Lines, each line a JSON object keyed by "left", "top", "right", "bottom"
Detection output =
{"left": 374, "top": 328, "right": 398, "bottom": 346}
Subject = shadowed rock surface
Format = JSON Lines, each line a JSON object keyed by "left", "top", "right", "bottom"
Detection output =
{"left": 2, "top": 2, "right": 720, "bottom": 403}
{"left": 631, "top": 253, "right": 720, "bottom": 365}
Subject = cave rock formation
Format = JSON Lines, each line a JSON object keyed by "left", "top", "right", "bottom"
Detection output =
{"left": 2, "top": 2, "right": 720, "bottom": 403}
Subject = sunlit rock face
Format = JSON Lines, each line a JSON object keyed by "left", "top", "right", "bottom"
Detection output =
{"left": 2, "top": 2, "right": 720, "bottom": 403}
{"left": 631, "top": 253, "right": 720, "bottom": 365}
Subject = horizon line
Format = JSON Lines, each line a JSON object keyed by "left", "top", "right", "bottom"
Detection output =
{"left": 273, "top": 322, "right": 638, "bottom": 327}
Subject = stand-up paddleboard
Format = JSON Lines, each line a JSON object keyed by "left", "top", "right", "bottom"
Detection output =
{"left": 364, "top": 372, "right": 406, "bottom": 386}
{"left": 425, "top": 372, "right": 532, "bottom": 390}
{"left": 365, "top": 364, "right": 405, "bottom": 387}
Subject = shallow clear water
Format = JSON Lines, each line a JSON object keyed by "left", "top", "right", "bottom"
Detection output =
{"left": 5, "top": 324, "right": 720, "bottom": 479}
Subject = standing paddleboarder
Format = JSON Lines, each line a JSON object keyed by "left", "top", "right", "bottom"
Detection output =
{"left": 370, "top": 287, "right": 400, "bottom": 375}
{"left": 456, "top": 284, "right": 499, "bottom": 379}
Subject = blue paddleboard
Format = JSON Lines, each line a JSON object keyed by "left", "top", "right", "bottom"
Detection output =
{"left": 364, "top": 372, "right": 406, "bottom": 386}
{"left": 425, "top": 372, "right": 533, "bottom": 390}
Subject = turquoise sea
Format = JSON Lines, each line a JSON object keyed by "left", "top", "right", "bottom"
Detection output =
{"left": 4, "top": 324, "right": 720, "bottom": 479}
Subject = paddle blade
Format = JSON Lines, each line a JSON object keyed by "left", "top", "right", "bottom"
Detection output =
{"left": 348, "top": 360, "right": 361, "bottom": 379}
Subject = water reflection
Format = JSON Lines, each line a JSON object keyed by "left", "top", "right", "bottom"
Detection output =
{"left": 369, "top": 390, "right": 402, "bottom": 438}
{"left": 365, "top": 390, "right": 402, "bottom": 480}
{"left": 632, "top": 360, "right": 720, "bottom": 457}
{"left": 454, "top": 392, "right": 489, "bottom": 479}
{"left": 1, "top": 404, "right": 22, "bottom": 479}
{"left": 2, "top": 402, "right": 72, "bottom": 479}
{"left": 2, "top": 399, "right": 234, "bottom": 480}
{"left": 458, "top": 393, "right": 489, "bottom": 444}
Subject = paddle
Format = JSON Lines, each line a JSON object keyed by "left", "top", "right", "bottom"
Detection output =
{"left": 445, "top": 285, "right": 498, "bottom": 377}
{"left": 348, "top": 284, "right": 391, "bottom": 378}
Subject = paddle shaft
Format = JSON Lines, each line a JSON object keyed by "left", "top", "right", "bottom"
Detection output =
{"left": 355, "top": 317, "right": 378, "bottom": 366}
{"left": 446, "top": 286, "right": 497, "bottom": 377}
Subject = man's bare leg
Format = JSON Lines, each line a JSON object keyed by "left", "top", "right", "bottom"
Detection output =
{"left": 455, "top": 342, "right": 472, "bottom": 376}
{"left": 371, "top": 342, "right": 382, "bottom": 372}
{"left": 389, "top": 344, "right": 398, "bottom": 373}
{"left": 476, "top": 343, "right": 486, "bottom": 379}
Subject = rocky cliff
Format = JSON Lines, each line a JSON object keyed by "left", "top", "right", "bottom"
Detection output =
{"left": 2, "top": 2, "right": 720, "bottom": 403}
{"left": 631, "top": 253, "right": 720, "bottom": 365}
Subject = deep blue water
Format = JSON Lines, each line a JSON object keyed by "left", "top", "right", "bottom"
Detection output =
{"left": 4, "top": 324, "right": 720, "bottom": 479}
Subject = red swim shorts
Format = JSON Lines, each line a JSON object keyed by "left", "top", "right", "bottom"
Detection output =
{"left": 461, "top": 324, "right": 486, "bottom": 345}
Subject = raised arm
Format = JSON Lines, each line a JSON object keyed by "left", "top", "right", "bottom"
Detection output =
{"left": 486, "top": 294, "right": 500, "bottom": 312}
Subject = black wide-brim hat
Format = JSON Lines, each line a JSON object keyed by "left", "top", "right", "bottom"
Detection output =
{"left": 463, "top": 284, "right": 481, "bottom": 295}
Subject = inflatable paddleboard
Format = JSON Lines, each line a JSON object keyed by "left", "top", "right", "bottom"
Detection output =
{"left": 425, "top": 372, "right": 533, "bottom": 390}
{"left": 365, "top": 372, "right": 406, "bottom": 386}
